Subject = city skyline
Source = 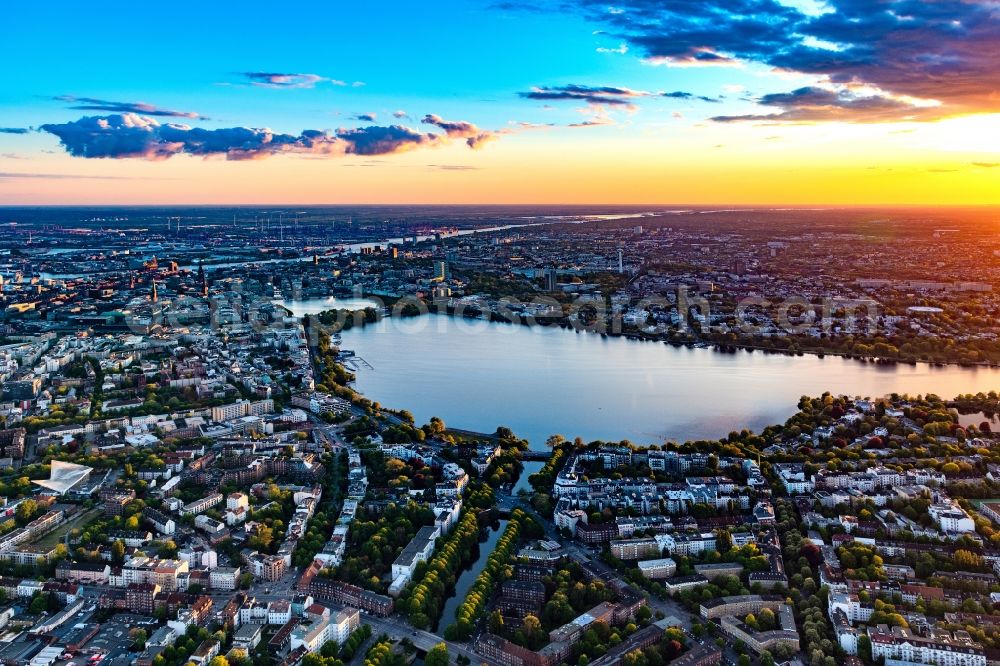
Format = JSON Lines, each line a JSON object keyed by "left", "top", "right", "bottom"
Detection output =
{"left": 2, "top": 0, "right": 999, "bottom": 205}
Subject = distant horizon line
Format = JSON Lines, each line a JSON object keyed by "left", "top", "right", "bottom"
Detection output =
{"left": 1, "top": 203, "right": 999, "bottom": 209}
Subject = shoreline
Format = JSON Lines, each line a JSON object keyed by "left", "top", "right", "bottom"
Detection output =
{"left": 325, "top": 302, "right": 1000, "bottom": 370}
{"left": 318, "top": 309, "right": 1000, "bottom": 449}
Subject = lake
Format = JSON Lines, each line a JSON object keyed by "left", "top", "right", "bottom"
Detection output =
{"left": 956, "top": 411, "right": 1000, "bottom": 429}
{"left": 273, "top": 296, "right": 383, "bottom": 317}
{"left": 340, "top": 314, "right": 1000, "bottom": 449}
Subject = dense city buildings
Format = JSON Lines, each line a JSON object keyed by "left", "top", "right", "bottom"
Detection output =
{"left": 4, "top": 0, "right": 1000, "bottom": 656}
{"left": 0, "top": 207, "right": 997, "bottom": 666}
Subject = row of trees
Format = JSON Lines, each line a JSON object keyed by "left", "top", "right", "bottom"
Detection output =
{"left": 293, "top": 452, "right": 345, "bottom": 567}
{"left": 529, "top": 436, "right": 570, "bottom": 492}
{"left": 360, "top": 636, "right": 406, "bottom": 666}
{"left": 445, "top": 509, "right": 528, "bottom": 640}
{"left": 309, "top": 327, "right": 368, "bottom": 408}
{"left": 774, "top": 498, "right": 842, "bottom": 666}
{"left": 404, "top": 509, "right": 485, "bottom": 629}
{"left": 338, "top": 623, "right": 373, "bottom": 661}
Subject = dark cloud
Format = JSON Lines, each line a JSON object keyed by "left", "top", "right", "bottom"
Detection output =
{"left": 421, "top": 114, "right": 499, "bottom": 149}
{"left": 0, "top": 127, "right": 30, "bottom": 134}
{"left": 552, "top": 0, "right": 1000, "bottom": 121}
{"left": 336, "top": 125, "right": 441, "bottom": 156}
{"left": 240, "top": 72, "right": 339, "bottom": 88}
{"left": 973, "top": 162, "right": 1000, "bottom": 168}
{"left": 53, "top": 96, "right": 207, "bottom": 119}
{"left": 40, "top": 113, "right": 496, "bottom": 160}
{"left": 518, "top": 84, "right": 651, "bottom": 107}
{"left": 352, "top": 113, "right": 377, "bottom": 122}
{"left": 711, "top": 86, "right": 931, "bottom": 122}
{"left": 422, "top": 114, "right": 478, "bottom": 135}
{"left": 662, "top": 91, "right": 720, "bottom": 103}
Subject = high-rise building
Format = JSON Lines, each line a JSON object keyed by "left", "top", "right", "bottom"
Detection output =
{"left": 545, "top": 268, "right": 558, "bottom": 291}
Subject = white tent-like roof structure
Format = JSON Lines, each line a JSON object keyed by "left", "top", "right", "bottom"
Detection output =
{"left": 32, "top": 460, "right": 93, "bottom": 495}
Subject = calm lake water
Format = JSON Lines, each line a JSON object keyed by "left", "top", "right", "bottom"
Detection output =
{"left": 956, "top": 411, "right": 1000, "bottom": 429}
{"left": 274, "top": 296, "right": 382, "bottom": 317}
{"left": 341, "top": 314, "right": 1000, "bottom": 449}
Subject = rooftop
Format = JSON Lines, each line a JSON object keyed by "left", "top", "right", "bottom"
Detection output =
{"left": 31, "top": 460, "right": 93, "bottom": 495}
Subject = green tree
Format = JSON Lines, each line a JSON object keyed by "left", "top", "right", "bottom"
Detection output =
{"left": 112, "top": 539, "right": 126, "bottom": 564}
{"left": 15, "top": 499, "right": 37, "bottom": 525}
{"left": 425, "top": 642, "right": 449, "bottom": 666}
{"left": 131, "top": 628, "right": 148, "bottom": 650}
{"left": 758, "top": 607, "right": 776, "bottom": 631}
{"left": 158, "top": 539, "right": 178, "bottom": 559}
{"left": 858, "top": 635, "right": 873, "bottom": 662}
{"left": 488, "top": 610, "right": 504, "bottom": 634}
{"left": 249, "top": 524, "right": 274, "bottom": 551}
{"left": 29, "top": 593, "right": 48, "bottom": 614}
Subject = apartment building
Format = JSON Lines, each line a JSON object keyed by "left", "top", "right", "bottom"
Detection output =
{"left": 869, "top": 625, "right": 985, "bottom": 666}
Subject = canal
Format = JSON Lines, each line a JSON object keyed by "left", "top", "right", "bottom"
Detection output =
{"left": 436, "top": 519, "right": 508, "bottom": 632}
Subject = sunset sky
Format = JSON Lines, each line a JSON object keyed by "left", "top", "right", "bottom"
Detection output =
{"left": 2, "top": 0, "right": 999, "bottom": 205}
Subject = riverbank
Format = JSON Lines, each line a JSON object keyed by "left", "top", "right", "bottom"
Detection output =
{"left": 318, "top": 297, "right": 1000, "bottom": 369}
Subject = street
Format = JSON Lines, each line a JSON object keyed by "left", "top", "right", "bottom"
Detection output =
{"left": 362, "top": 613, "right": 500, "bottom": 666}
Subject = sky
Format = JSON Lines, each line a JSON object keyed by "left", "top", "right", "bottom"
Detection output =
{"left": 1, "top": 0, "right": 999, "bottom": 205}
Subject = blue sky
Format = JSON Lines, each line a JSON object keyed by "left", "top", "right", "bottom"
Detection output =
{"left": 0, "top": 1, "right": 759, "bottom": 141}
{"left": 1, "top": 0, "right": 998, "bottom": 204}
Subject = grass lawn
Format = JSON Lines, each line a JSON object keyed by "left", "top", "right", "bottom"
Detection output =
{"left": 33, "top": 506, "right": 103, "bottom": 548}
